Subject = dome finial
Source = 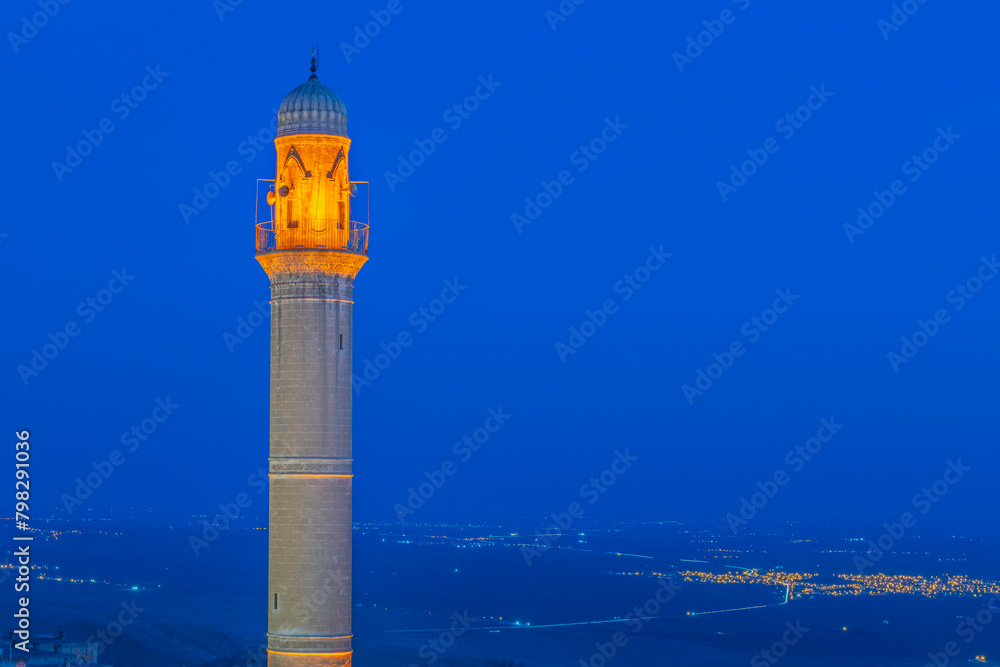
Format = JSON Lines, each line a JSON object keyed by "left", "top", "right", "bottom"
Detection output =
{"left": 309, "top": 45, "right": 318, "bottom": 79}
{"left": 277, "top": 64, "right": 348, "bottom": 138}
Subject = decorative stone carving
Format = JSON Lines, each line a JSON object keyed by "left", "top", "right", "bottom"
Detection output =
{"left": 258, "top": 250, "right": 367, "bottom": 279}
{"left": 270, "top": 458, "right": 353, "bottom": 475}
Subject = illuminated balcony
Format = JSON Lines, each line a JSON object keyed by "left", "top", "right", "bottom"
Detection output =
{"left": 255, "top": 219, "right": 369, "bottom": 256}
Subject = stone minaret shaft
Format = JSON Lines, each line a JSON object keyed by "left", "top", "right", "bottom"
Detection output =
{"left": 257, "top": 70, "right": 366, "bottom": 667}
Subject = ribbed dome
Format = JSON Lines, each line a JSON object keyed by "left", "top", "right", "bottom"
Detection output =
{"left": 276, "top": 75, "right": 348, "bottom": 138}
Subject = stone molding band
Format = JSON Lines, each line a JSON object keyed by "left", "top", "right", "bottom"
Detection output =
{"left": 270, "top": 297, "right": 354, "bottom": 304}
{"left": 270, "top": 457, "right": 353, "bottom": 475}
{"left": 267, "top": 634, "right": 353, "bottom": 652}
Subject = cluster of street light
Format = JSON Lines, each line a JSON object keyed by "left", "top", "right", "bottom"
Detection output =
{"left": 672, "top": 568, "right": 1000, "bottom": 599}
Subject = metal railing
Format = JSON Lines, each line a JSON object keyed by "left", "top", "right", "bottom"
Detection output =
{"left": 256, "top": 219, "right": 369, "bottom": 256}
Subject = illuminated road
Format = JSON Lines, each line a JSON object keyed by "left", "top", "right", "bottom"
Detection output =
{"left": 384, "top": 612, "right": 690, "bottom": 634}
{"left": 386, "top": 547, "right": 789, "bottom": 634}
{"left": 686, "top": 565, "right": 791, "bottom": 616}
{"left": 388, "top": 562, "right": 791, "bottom": 633}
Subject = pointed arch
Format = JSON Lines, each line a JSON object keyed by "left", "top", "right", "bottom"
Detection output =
{"left": 326, "top": 148, "right": 346, "bottom": 179}
{"left": 283, "top": 146, "right": 312, "bottom": 178}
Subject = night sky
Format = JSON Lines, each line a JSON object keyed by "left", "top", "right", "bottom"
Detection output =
{"left": 5, "top": 0, "right": 998, "bottom": 528}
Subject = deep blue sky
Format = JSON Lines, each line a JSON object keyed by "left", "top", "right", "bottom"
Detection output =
{"left": 4, "top": 0, "right": 998, "bottom": 529}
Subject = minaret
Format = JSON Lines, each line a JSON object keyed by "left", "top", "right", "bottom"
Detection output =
{"left": 256, "top": 55, "right": 367, "bottom": 667}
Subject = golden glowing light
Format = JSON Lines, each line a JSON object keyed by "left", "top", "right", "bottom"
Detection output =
{"left": 266, "top": 649, "right": 353, "bottom": 657}
{"left": 268, "top": 474, "right": 354, "bottom": 478}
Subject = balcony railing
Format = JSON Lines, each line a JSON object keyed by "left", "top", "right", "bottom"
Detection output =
{"left": 256, "top": 219, "right": 369, "bottom": 256}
